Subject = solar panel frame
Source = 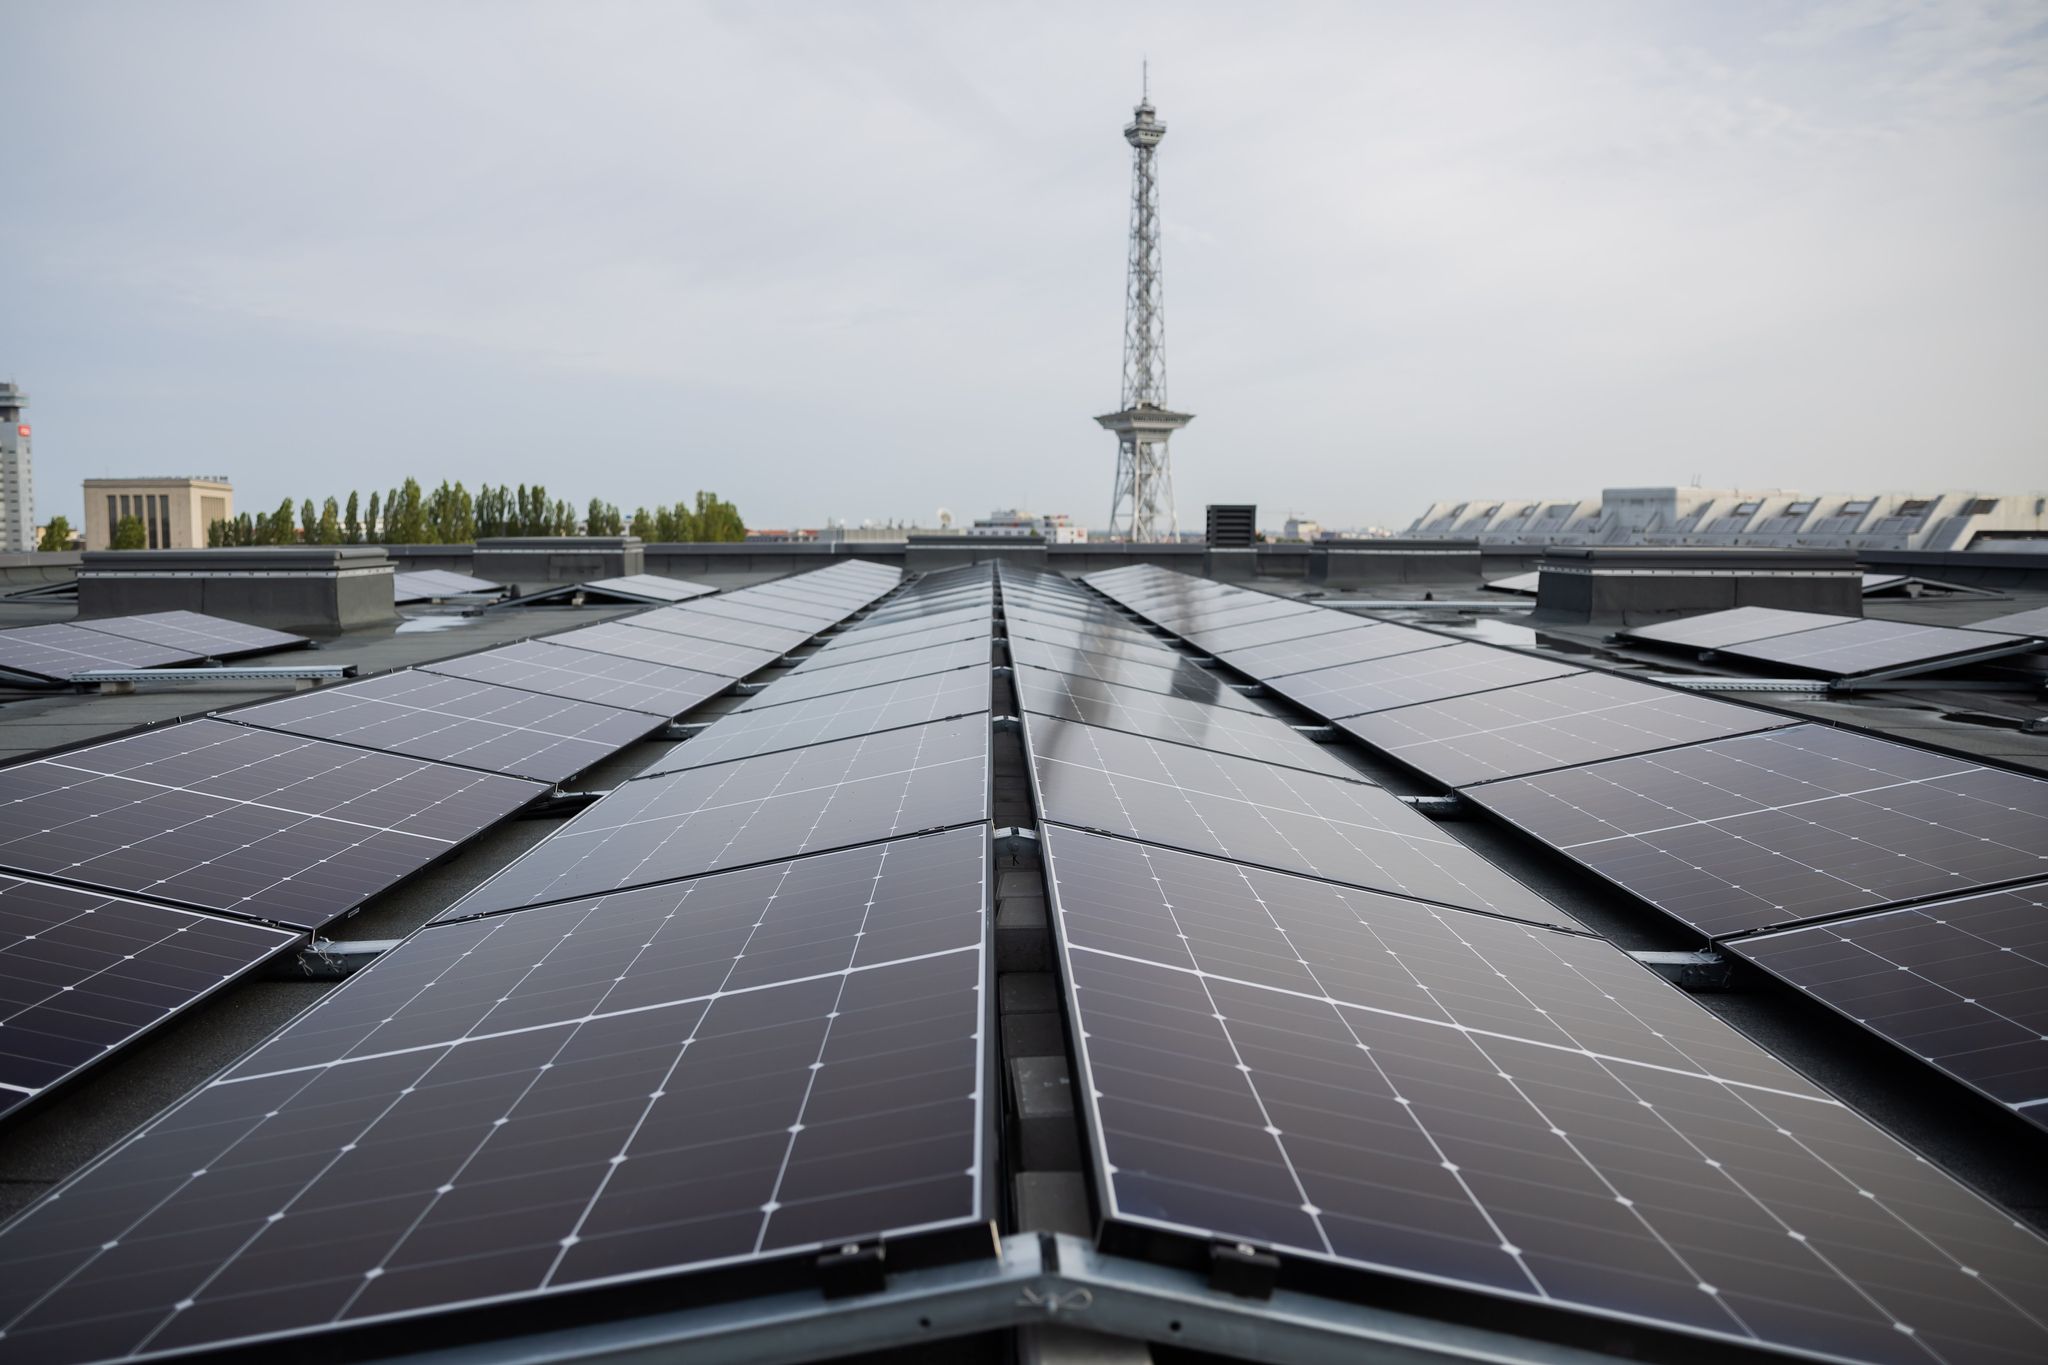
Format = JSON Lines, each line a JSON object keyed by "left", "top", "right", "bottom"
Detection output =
{"left": 0, "top": 875, "right": 298, "bottom": 1120}
{"left": 1039, "top": 824, "right": 2048, "bottom": 1365}
{"left": 1713, "top": 617, "right": 2036, "bottom": 678}
{"left": 218, "top": 670, "right": 664, "bottom": 783}
{"left": 546, "top": 622, "right": 783, "bottom": 678}
{"left": 1728, "top": 881, "right": 2048, "bottom": 1130}
{"left": 1216, "top": 624, "right": 1454, "bottom": 680}
{"left": 72, "top": 611, "right": 308, "bottom": 660}
{"left": 1338, "top": 672, "right": 1799, "bottom": 788}
{"left": 1005, "top": 637, "right": 1271, "bottom": 714}
{"left": 420, "top": 640, "right": 730, "bottom": 717}
{"left": 1266, "top": 644, "right": 1585, "bottom": 720}
{"left": 0, "top": 830, "right": 996, "bottom": 1363}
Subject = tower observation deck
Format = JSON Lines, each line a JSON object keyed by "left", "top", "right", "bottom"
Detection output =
{"left": 1096, "top": 83, "right": 1191, "bottom": 542}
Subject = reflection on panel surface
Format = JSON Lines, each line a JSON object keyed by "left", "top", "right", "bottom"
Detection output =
{"left": 1267, "top": 644, "right": 1584, "bottom": 720}
{"left": 640, "top": 667, "right": 990, "bottom": 775}
{"left": 422, "top": 639, "right": 730, "bottom": 717}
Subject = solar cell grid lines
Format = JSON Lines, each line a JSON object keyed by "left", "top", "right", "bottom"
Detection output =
{"left": 579, "top": 574, "right": 716, "bottom": 603}
{"left": 1469, "top": 724, "right": 2048, "bottom": 940}
{"left": 1011, "top": 666, "right": 1361, "bottom": 781}
{"left": 72, "top": 611, "right": 308, "bottom": 659}
{"left": 1004, "top": 636, "right": 1270, "bottom": 714}
{"left": 1715, "top": 617, "right": 2034, "bottom": 678}
{"left": 1730, "top": 882, "right": 2048, "bottom": 1129}
{"left": 0, "top": 831, "right": 991, "bottom": 1364}
{"left": 1042, "top": 827, "right": 2048, "bottom": 1365}
{"left": 792, "top": 617, "right": 992, "bottom": 673}
{"left": 1339, "top": 672, "right": 1797, "bottom": 788}
{"left": 637, "top": 666, "right": 991, "bottom": 775}
{"left": 1623, "top": 607, "right": 1847, "bottom": 652}
{"left": 446, "top": 714, "right": 990, "bottom": 918}
{"left": 220, "top": 670, "right": 661, "bottom": 782}
{"left": 547, "top": 621, "right": 783, "bottom": 678}
{"left": 420, "top": 640, "right": 729, "bottom": 717}
{"left": 0, "top": 875, "right": 297, "bottom": 1118}
{"left": 1149, "top": 595, "right": 1320, "bottom": 632}
{"left": 1003, "top": 606, "right": 1166, "bottom": 646}
{"left": 1024, "top": 714, "right": 1576, "bottom": 929}
{"left": 1003, "top": 622, "right": 1186, "bottom": 667}
{"left": 865, "top": 591, "right": 994, "bottom": 624}
{"left": 0, "top": 623, "right": 194, "bottom": 682}
{"left": 620, "top": 608, "right": 817, "bottom": 654}
{"left": 0, "top": 720, "right": 543, "bottom": 928}
{"left": 1217, "top": 624, "right": 1454, "bottom": 680}
{"left": 1181, "top": 609, "right": 1367, "bottom": 657}
{"left": 1267, "top": 643, "right": 1585, "bottom": 720}
{"left": 742, "top": 640, "right": 992, "bottom": 709}
{"left": 667, "top": 595, "right": 840, "bottom": 631}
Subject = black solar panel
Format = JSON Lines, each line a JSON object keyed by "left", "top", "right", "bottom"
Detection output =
{"left": 421, "top": 640, "right": 729, "bottom": 717}
{"left": 1715, "top": 618, "right": 2034, "bottom": 678}
{"left": 743, "top": 580, "right": 874, "bottom": 614}
{"left": 719, "top": 587, "right": 859, "bottom": 622}
{"left": 1267, "top": 643, "right": 1584, "bottom": 719}
{"left": 1729, "top": 881, "right": 2048, "bottom": 1131}
{"left": 1967, "top": 605, "right": 2048, "bottom": 638}
{"left": 791, "top": 617, "right": 992, "bottom": 673}
{"left": 0, "top": 831, "right": 991, "bottom": 1362}
{"left": 665, "top": 595, "right": 837, "bottom": 632}
{"left": 1005, "top": 636, "right": 1269, "bottom": 714}
{"left": 579, "top": 573, "right": 715, "bottom": 603}
{"left": 1003, "top": 605, "right": 1168, "bottom": 650}
{"left": 800, "top": 604, "right": 991, "bottom": 655}
{"left": 1040, "top": 826, "right": 2048, "bottom": 1365}
{"left": 742, "top": 637, "right": 992, "bottom": 709}
{"left": 864, "top": 592, "right": 994, "bottom": 625}
{"left": 1025, "top": 715, "right": 1574, "bottom": 928}
{"left": 75, "top": 611, "right": 307, "bottom": 659}
{"left": 547, "top": 622, "right": 783, "bottom": 678}
{"left": 393, "top": 569, "right": 500, "bottom": 602}
{"left": 1340, "top": 672, "right": 1795, "bottom": 787}
{"left": 1623, "top": 606, "right": 1843, "bottom": 652}
{"left": 221, "top": 671, "right": 662, "bottom": 782}
{"left": 0, "top": 623, "right": 194, "bottom": 682}
{"left": 1468, "top": 724, "right": 2048, "bottom": 939}
{"left": 446, "top": 714, "right": 990, "bottom": 918}
{"left": 1216, "top": 622, "right": 1454, "bottom": 679}
{"left": 0, "top": 720, "right": 543, "bottom": 928}
{"left": 1003, "top": 621, "right": 1184, "bottom": 666}
{"left": 1182, "top": 609, "right": 1365, "bottom": 656}
{"left": 619, "top": 608, "right": 817, "bottom": 654}
{"left": 0, "top": 875, "right": 296, "bottom": 1119}
{"left": 1151, "top": 596, "right": 1321, "bottom": 632}
{"left": 1012, "top": 665, "right": 1360, "bottom": 781}
{"left": 639, "top": 666, "right": 990, "bottom": 775}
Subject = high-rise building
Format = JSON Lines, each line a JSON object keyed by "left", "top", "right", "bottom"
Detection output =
{"left": 1096, "top": 78, "right": 1192, "bottom": 541}
{"left": 0, "top": 382, "right": 33, "bottom": 552}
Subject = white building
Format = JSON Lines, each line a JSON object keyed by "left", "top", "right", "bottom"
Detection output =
{"left": 1406, "top": 487, "right": 2048, "bottom": 552}
{"left": 968, "top": 509, "right": 1087, "bottom": 544}
{"left": 0, "top": 383, "right": 33, "bottom": 552}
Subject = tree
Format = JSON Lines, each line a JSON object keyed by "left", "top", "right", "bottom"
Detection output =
{"left": 365, "top": 491, "right": 381, "bottom": 543}
{"left": 110, "top": 515, "right": 147, "bottom": 550}
{"left": 475, "top": 484, "right": 510, "bottom": 539}
{"left": 629, "top": 506, "right": 653, "bottom": 540}
{"left": 318, "top": 497, "right": 343, "bottom": 544}
{"left": 37, "top": 516, "right": 74, "bottom": 551}
{"left": 300, "top": 499, "right": 317, "bottom": 544}
{"left": 550, "top": 498, "right": 577, "bottom": 536}
{"left": 586, "top": 498, "right": 623, "bottom": 536}
{"left": 691, "top": 490, "right": 746, "bottom": 542}
{"left": 344, "top": 492, "right": 362, "bottom": 544}
{"left": 384, "top": 478, "right": 429, "bottom": 543}
{"left": 425, "top": 480, "right": 475, "bottom": 543}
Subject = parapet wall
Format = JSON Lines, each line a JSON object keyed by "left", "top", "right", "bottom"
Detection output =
{"left": 1532, "top": 547, "right": 1865, "bottom": 624}
{"left": 76, "top": 547, "right": 398, "bottom": 633}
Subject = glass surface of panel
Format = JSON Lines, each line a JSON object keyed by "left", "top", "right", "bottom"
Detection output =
{"left": 75, "top": 611, "right": 307, "bottom": 659}
{"left": 617, "top": 609, "right": 816, "bottom": 653}
{"left": 1182, "top": 609, "right": 1366, "bottom": 656}
{"left": 745, "top": 641, "right": 992, "bottom": 709}
{"left": 1004, "top": 622, "right": 1184, "bottom": 667}
{"left": 421, "top": 640, "right": 729, "bottom": 717}
{"left": 1623, "top": 607, "right": 1844, "bottom": 651}
{"left": 580, "top": 574, "right": 715, "bottom": 602}
{"left": 1966, "top": 605, "right": 2048, "bottom": 638}
{"left": 1217, "top": 624, "right": 1454, "bottom": 680}
{"left": 1042, "top": 831, "right": 2048, "bottom": 1365}
{"left": 449, "top": 715, "right": 990, "bottom": 917}
{"left": 640, "top": 667, "right": 991, "bottom": 775}
{"left": 1150, "top": 596, "right": 1321, "bottom": 632}
{"left": 0, "top": 834, "right": 989, "bottom": 1364}
{"left": 661, "top": 596, "right": 836, "bottom": 631}
{"left": 792, "top": 618, "right": 992, "bottom": 673}
{"left": 1340, "top": 672, "right": 1795, "bottom": 787}
{"left": 0, "top": 623, "right": 195, "bottom": 681}
{"left": 1003, "top": 606, "right": 1169, "bottom": 651}
{"left": 1470, "top": 724, "right": 2048, "bottom": 938}
{"left": 547, "top": 622, "right": 783, "bottom": 677}
{"left": 1006, "top": 637, "right": 1268, "bottom": 714}
{"left": 1025, "top": 715, "right": 1573, "bottom": 928}
{"left": 1267, "top": 644, "right": 1584, "bottom": 719}
{"left": 1717, "top": 618, "right": 2031, "bottom": 678}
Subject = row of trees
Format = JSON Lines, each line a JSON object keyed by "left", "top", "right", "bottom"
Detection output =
{"left": 200, "top": 481, "right": 746, "bottom": 547}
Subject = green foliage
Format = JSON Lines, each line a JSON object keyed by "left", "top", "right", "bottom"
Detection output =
{"left": 629, "top": 506, "right": 653, "bottom": 539}
{"left": 318, "top": 497, "right": 343, "bottom": 545}
{"left": 384, "top": 479, "right": 428, "bottom": 544}
{"left": 37, "top": 516, "right": 74, "bottom": 552}
{"left": 365, "top": 491, "right": 381, "bottom": 543}
{"left": 586, "top": 498, "right": 623, "bottom": 536}
{"left": 475, "top": 484, "right": 512, "bottom": 539}
{"left": 424, "top": 480, "right": 475, "bottom": 544}
{"left": 300, "top": 499, "right": 317, "bottom": 543}
{"left": 110, "top": 515, "right": 147, "bottom": 550}
{"left": 344, "top": 492, "right": 361, "bottom": 544}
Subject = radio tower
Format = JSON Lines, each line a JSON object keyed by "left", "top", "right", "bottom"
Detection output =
{"left": 1096, "top": 69, "right": 1192, "bottom": 541}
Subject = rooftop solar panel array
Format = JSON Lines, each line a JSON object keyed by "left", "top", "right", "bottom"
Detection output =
{"left": 67, "top": 611, "right": 308, "bottom": 660}
{"left": 1624, "top": 607, "right": 2036, "bottom": 679}
{"left": 742, "top": 638, "right": 993, "bottom": 708}
{"left": 1215, "top": 621, "right": 1451, "bottom": 678}
{"left": 539, "top": 620, "right": 784, "bottom": 677}
{"left": 0, "top": 612, "right": 310, "bottom": 683}
{"left": 1623, "top": 606, "right": 1844, "bottom": 652}
{"left": 421, "top": 639, "right": 730, "bottom": 717}
{"left": 1007, "top": 636, "right": 1269, "bottom": 714}
{"left": 1265, "top": 642, "right": 1585, "bottom": 719}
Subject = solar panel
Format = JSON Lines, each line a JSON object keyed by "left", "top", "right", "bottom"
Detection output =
{"left": 1025, "top": 715, "right": 1574, "bottom": 928}
{"left": 791, "top": 617, "right": 992, "bottom": 673}
{"left": 0, "top": 623, "right": 195, "bottom": 682}
{"left": 221, "top": 671, "right": 662, "bottom": 783}
{"left": 639, "top": 666, "right": 990, "bottom": 775}
{"left": 1966, "top": 605, "right": 2048, "bottom": 638}
{"left": 1468, "top": 724, "right": 2048, "bottom": 939}
{"left": 667, "top": 595, "right": 840, "bottom": 631}
{"left": 864, "top": 591, "right": 994, "bottom": 625}
{"left": 74, "top": 611, "right": 308, "bottom": 659}
{"left": 421, "top": 640, "right": 729, "bottom": 717}
{"left": 1486, "top": 571, "right": 1541, "bottom": 596}
{"left": 741, "top": 637, "right": 992, "bottom": 709}
{"left": 742, "top": 580, "right": 874, "bottom": 613}
{"left": 547, "top": 622, "right": 783, "bottom": 678}
{"left": 1622, "top": 606, "right": 1844, "bottom": 652}
{"left": 1181, "top": 609, "right": 1365, "bottom": 657}
{"left": 1150, "top": 596, "right": 1321, "bottom": 633}
{"left": 1729, "top": 881, "right": 2048, "bottom": 1131}
{"left": 1267, "top": 643, "right": 1584, "bottom": 720}
{"left": 618, "top": 608, "right": 817, "bottom": 654}
{"left": 1011, "top": 665, "right": 1361, "bottom": 781}
{"left": 1714, "top": 617, "right": 2034, "bottom": 678}
{"left": 1339, "top": 672, "right": 1796, "bottom": 788}
{"left": 0, "top": 720, "right": 543, "bottom": 928}
{"left": 1005, "top": 636, "right": 1270, "bottom": 714}
{"left": 0, "top": 830, "right": 991, "bottom": 1362}
{"left": 1003, "top": 605, "right": 1168, "bottom": 650}
{"left": 579, "top": 573, "right": 715, "bottom": 603}
{"left": 393, "top": 570, "right": 500, "bottom": 603}
{"left": 1003, "top": 620, "right": 1185, "bottom": 666}
{"left": 1040, "top": 826, "right": 2048, "bottom": 1365}
{"left": 1216, "top": 623, "right": 1453, "bottom": 680}
{"left": 446, "top": 714, "right": 990, "bottom": 918}
{"left": 0, "top": 875, "right": 297, "bottom": 1119}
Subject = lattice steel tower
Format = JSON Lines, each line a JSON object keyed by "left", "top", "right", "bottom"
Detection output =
{"left": 1096, "top": 78, "right": 1192, "bottom": 541}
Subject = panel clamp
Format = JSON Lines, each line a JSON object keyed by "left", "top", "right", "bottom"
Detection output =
{"left": 994, "top": 826, "right": 1040, "bottom": 855}
{"left": 1207, "top": 1241, "right": 1280, "bottom": 1300}
{"left": 1397, "top": 794, "right": 1464, "bottom": 819}
{"left": 816, "top": 1240, "right": 888, "bottom": 1299}
{"left": 1627, "top": 950, "right": 1733, "bottom": 992}
{"left": 992, "top": 714, "right": 1022, "bottom": 734}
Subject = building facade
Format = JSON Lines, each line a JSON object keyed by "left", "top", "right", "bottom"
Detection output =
{"left": 83, "top": 476, "right": 234, "bottom": 550}
{"left": 0, "top": 382, "right": 32, "bottom": 552}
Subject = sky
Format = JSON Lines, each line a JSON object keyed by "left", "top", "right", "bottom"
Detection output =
{"left": 2, "top": 0, "right": 2044, "bottom": 534}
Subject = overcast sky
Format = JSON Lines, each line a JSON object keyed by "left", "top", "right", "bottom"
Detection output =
{"left": 3, "top": 1, "right": 2044, "bottom": 533}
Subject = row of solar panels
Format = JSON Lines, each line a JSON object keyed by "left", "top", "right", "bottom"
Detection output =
{"left": 0, "top": 611, "right": 309, "bottom": 683}
{"left": 1489, "top": 570, "right": 2003, "bottom": 601}
{"left": 0, "top": 559, "right": 1017, "bottom": 1364}
{"left": 0, "top": 563, "right": 901, "bottom": 1129}
{"left": 1084, "top": 564, "right": 2048, "bottom": 1140}
{"left": 396, "top": 570, "right": 723, "bottom": 607}
{"left": 1002, "top": 564, "right": 2048, "bottom": 1365}
{"left": 1621, "top": 604, "right": 2048, "bottom": 679}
